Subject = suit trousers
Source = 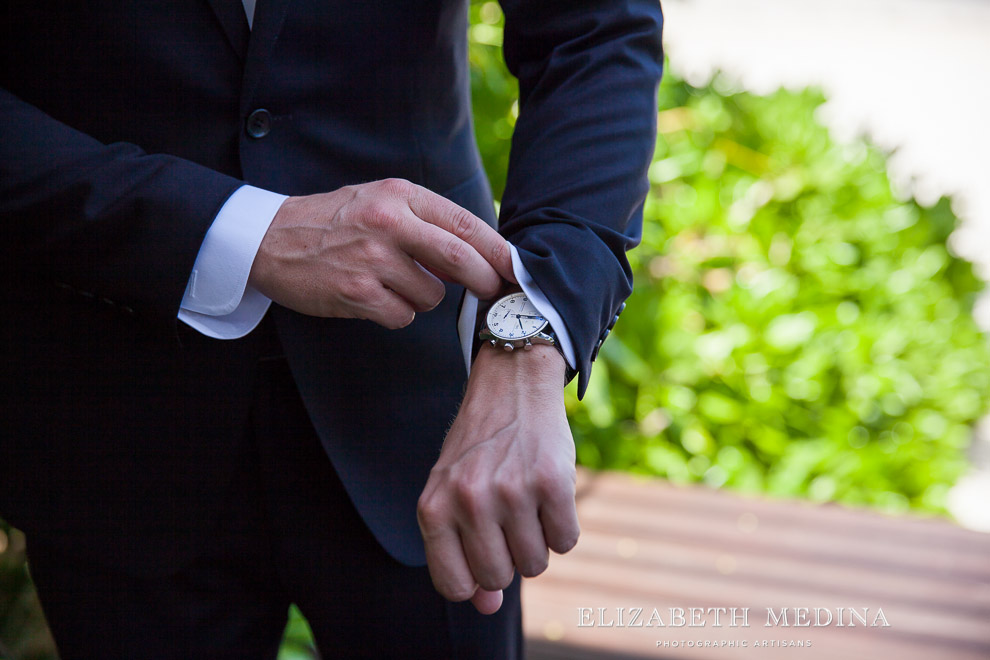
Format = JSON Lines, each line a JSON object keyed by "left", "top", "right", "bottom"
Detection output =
{"left": 25, "top": 333, "right": 523, "bottom": 659}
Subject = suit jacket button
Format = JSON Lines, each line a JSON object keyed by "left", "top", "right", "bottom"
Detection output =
{"left": 245, "top": 109, "right": 272, "bottom": 138}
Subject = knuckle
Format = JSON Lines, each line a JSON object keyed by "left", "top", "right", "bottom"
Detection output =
{"left": 366, "top": 200, "right": 401, "bottom": 233}
{"left": 379, "top": 177, "right": 412, "bottom": 197}
{"left": 355, "top": 274, "right": 383, "bottom": 300}
{"left": 482, "top": 569, "right": 514, "bottom": 592}
{"left": 362, "top": 239, "right": 389, "bottom": 265}
{"left": 446, "top": 584, "right": 476, "bottom": 602}
{"left": 412, "top": 280, "right": 446, "bottom": 313}
{"left": 416, "top": 494, "right": 452, "bottom": 538}
{"left": 493, "top": 476, "right": 525, "bottom": 510}
{"left": 520, "top": 557, "right": 549, "bottom": 578}
{"left": 534, "top": 460, "right": 576, "bottom": 497}
{"left": 490, "top": 239, "right": 508, "bottom": 270}
{"left": 443, "top": 238, "right": 468, "bottom": 269}
{"left": 454, "top": 479, "right": 487, "bottom": 517}
{"left": 531, "top": 463, "right": 564, "bottom": 497}
{"left": 552, "top": 529, "right": 580, "bottom": 555}
{"left": 416, "top": 498, "right": 445, "bottom": 533}
{"left": 450, "top": 207, "right": 477, "bottom": 240}
{"left": 338, "top": 274, "right": 366, "bottom": 303}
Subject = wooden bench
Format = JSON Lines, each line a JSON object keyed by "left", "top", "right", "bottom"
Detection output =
{"left": 523, "top": 469, "right": 990, "bottom": 659}
{"left": 3, "top": 469, "right": 988, "bottom": 659}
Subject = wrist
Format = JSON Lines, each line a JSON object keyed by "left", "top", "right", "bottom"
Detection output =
{"left": 469, "top": 342, "right": 566, "bottom": 392}
{"left": 247, "top": 194, "right": 311, "bottom": 297}
{"left": 473, "top": 288, "right": 576, "bottom": 386}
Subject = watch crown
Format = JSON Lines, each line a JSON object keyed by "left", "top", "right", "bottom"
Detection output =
{"left": 503, "top": 344, "right": 514, "bottom": 352}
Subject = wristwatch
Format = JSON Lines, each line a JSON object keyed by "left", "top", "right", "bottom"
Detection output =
{"left": 477, "top": 290, "right": 577, "bottom": 384}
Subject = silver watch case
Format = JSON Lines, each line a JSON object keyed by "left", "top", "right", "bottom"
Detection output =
{"left": 479, "top": 326, "right": 558, "bottom": 352}
{"left": 479, "top": 292, "right": 558, "bottom": 352}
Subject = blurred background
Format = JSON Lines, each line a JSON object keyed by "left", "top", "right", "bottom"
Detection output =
{"left": 3, "top": 0, "right": 989, "bottom": 658}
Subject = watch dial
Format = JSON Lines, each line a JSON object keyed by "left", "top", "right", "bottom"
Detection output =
{"left": 487, "top": 293, "right": 548, "bottom": 341}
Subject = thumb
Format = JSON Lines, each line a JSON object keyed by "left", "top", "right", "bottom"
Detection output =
{"left": 470, "top": 587, "right": 503, "bottom": 615}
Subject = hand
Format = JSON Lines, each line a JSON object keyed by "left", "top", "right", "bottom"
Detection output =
{"left": 248, "top": 178, "right": 514, "bottom": 329}
{"left": 417, "top": 344, "right": 579, "bottom": 614}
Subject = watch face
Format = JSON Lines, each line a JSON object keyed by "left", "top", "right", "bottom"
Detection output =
{"left": 486, "top": 293, "right": 548, "bottom": 341}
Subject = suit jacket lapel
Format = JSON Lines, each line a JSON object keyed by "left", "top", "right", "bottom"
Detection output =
{"left": 205, "top": 0, "right": 251, "bottom": 61}
{"left": 241, "top": 0, "right": 293, "bottom": 114}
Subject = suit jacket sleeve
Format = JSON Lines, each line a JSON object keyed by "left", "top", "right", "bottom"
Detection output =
{"left": 0, "top": 87, "right": 243, "bottom": 324}
{"left": 497, "top": 0, "right": 664, "bottom": 397}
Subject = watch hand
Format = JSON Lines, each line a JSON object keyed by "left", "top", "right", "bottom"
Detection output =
{"left": 517, "top": 314, "right": 545, "bottom": 320}
{"left": 517, "top": 317, "right": 525, "bottom": 330}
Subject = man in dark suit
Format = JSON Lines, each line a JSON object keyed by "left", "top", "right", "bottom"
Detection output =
{"left": 1, "top": 0, "right": 663, "bottom": 657}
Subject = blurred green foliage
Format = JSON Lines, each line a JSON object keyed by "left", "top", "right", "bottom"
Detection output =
{"left": 468, "top": 1, "right": 517, "bottom": 202}
{"left": 278, "top": 605, "right": 318, "bottom": 660}
{"left": 470, "top": 1, "right": 990, "bottom": 514}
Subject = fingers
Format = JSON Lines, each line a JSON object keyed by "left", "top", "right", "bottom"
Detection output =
{"left": 380, "top": 255, "right": 447, "bottom": 313}
{"left": 419, "top": 514, "right": 480, "bottom": 603}
{"left": 419, "top": 495, "right": 515, "bottom": 618}
{"left": 459, "top": 519, "right": 515, "bottom": 592}
{"left": 401, "top": 183, "right": 515, "bottom": 290}
{"left": 400, "top": 223, "right": 502, "bottom": 299}
{"left": 419, "top": 487, "right": 516, "bottom": 606}
{"left": 418, "top": 474, "right": 572, "bottom": 614}
{"left": 248, "top": 179, "right": 514, "bottom": 326}
{"left": 502, "top": 509, "right": 550, "bottom": 578}
{"left": 540, "top": 495, "right": 581, "bottom": 555}
{"left": 359, "top": 286, "right": 418, "bottom": 330}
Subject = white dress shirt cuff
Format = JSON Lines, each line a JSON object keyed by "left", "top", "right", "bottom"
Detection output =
{"left": 178, "top": 185, "right": 287, "bottom": 339}
{"left": 458, "top": 244, "right": 577, "bottom": 376}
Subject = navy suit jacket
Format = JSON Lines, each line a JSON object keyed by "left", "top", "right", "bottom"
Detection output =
{"left": 0, "top": 0, "right": 663, "bottom": 574}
